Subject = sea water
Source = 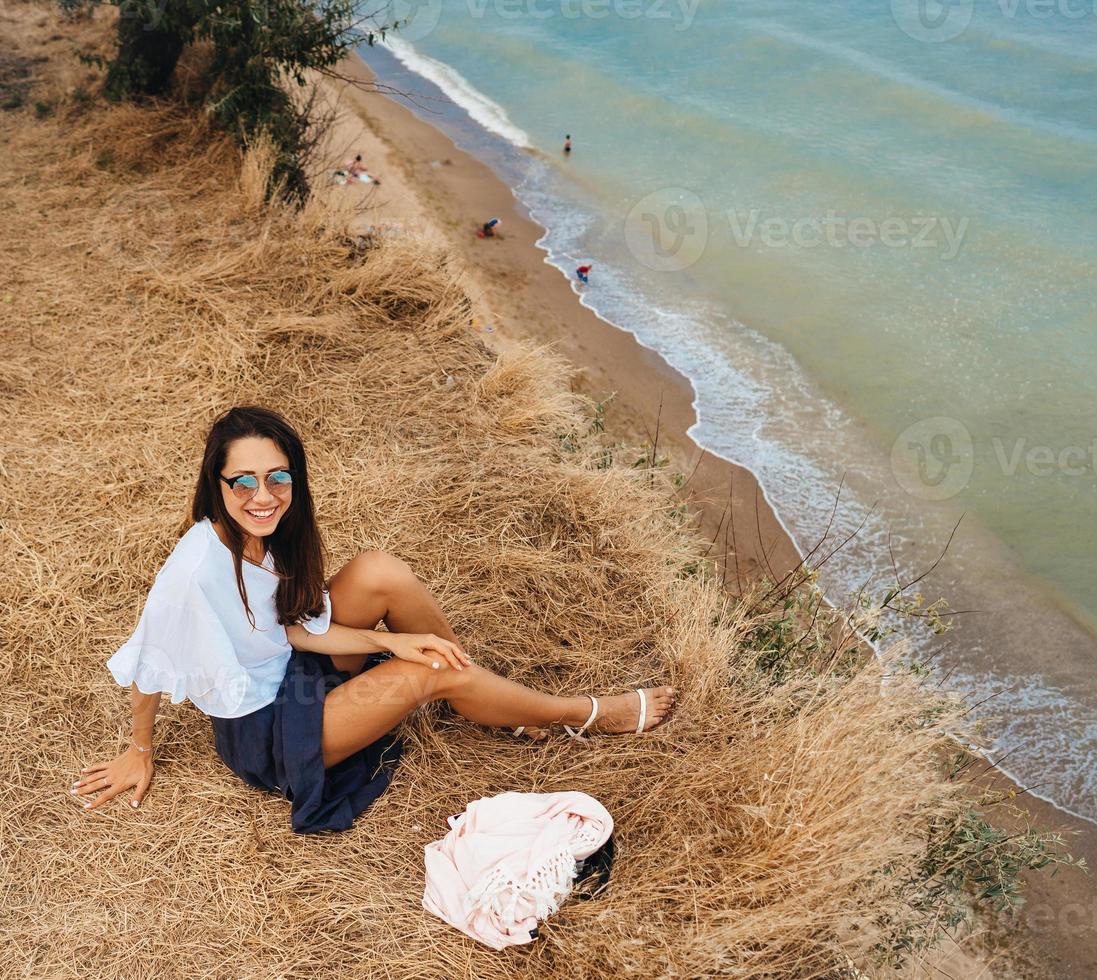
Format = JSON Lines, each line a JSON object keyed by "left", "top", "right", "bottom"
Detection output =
{"left": 358, "top": 0, "right": 1097, "bottom": 820}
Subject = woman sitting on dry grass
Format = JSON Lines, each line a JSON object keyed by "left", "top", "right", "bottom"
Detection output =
{"left": 71, "top": 406, "right": 675, "bottom": 833}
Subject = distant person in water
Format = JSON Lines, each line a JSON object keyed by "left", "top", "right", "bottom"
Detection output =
{"left": 480, "top": 217, "right": 501, "bottom": 238}
{"left": 563, "top": 134, "right": 572, "bottom": 155}
{"left": 575, "top": 263, "right": 592, "bottom": 284}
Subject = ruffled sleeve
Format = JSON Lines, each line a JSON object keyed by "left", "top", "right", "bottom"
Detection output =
{"left": 106, "top": 575, "right": 251, "bottom": 718}
{"left": 299, "top": 589, "right": 333, "bottom": 636}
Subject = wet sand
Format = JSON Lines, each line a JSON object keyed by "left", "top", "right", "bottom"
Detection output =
{"left": 317, "top": 52, "right": 1097, "bottom": 978}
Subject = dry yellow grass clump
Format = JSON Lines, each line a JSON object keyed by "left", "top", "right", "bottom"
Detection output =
{"left": 1, "top": 7, "right": 970, "bottom": 977}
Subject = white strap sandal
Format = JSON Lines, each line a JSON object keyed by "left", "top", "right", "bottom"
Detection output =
{"left": 564, "top": 689, "right": 648, "bottom": 739}
{"left": 634, "top": 688, "right": 647, "bottom": 735}
{"left": 563, "top": 695, "right": 600, "bottom": 740}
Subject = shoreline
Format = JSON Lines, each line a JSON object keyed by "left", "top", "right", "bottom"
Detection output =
{"left": 325, "top": 53, "right": 804, "bottom": 591}
{"left": 363, "top": 38, "right": 1097, "bottom": 840}
{"left": 322, "top": 49, "right": 1097, "bottom": 977}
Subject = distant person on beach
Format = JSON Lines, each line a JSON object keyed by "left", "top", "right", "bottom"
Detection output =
{"left": 338, "top": 154, "right": 380, "bottom": 186}
{"left": 480, "top": 217, "right": 501, "bottom": 238}
{"left": 575, "top": 263, "right": 592, "bottom": 285}
{"left": 563, "top": 134, "right": 572, "bottom": 155}
{"left": 74, "top": 407, "right": 675, "bottom": 830}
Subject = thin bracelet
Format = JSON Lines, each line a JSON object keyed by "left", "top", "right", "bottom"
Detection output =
{"left": 131, "top": 739, "right": 152, "bottom": 753}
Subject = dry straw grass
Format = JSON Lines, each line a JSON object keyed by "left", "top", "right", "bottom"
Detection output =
{"left": 1, "top": 6, "right": 970, "bottom": 977}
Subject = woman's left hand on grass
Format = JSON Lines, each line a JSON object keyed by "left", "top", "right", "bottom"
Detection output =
{"left": 382, "top": 632, "right": 472, "bottom": 672}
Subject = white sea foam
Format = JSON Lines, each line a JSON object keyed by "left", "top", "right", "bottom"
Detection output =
{"left": 946, "top": 669, "right": 1097, "bottom": 823}
{"left": 382, "top": 37, "right": 533, "bottom": 150}
{"left": 517, "top": 168, "right": 1097, "bottom": 825}
{"left": 368, "top": 35, "right": 1097, "bottom": 824}
{"left": 518, "top": 172, "right": 901, "bottom": 611}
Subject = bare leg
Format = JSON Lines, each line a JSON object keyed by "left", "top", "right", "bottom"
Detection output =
{"left": 328, "top": 549, "right": 551, "bottom": 739}
{"left": 320, "top": 653, "right": 675, "bottom": 768}
{"left": 326, "top": 550, "right": 461, "bottom": 673}
{"left": 320, "top": 551, "right": 674, "bottom": 767}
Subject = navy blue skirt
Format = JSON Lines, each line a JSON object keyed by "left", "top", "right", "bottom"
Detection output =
{"left": 211, "top": 650, "right": 402, "bottom": 834}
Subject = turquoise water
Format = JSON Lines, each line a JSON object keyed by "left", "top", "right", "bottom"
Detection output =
{"left": 361, "top": 0, "right": 1097, "bottom": 818}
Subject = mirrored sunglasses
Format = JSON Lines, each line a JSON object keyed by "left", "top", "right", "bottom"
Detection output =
{"left": 219, "top": 469, "right": 295, "bottom": 499}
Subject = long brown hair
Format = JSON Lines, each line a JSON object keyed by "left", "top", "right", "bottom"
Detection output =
{"left": 190, "top": 406, "right": 326, "bottom": 628}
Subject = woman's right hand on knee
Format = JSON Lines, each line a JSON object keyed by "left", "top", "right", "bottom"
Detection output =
{"left": 71, "top": 746, "right": 154, "bottom": 812}
{"left": 382, "top": 632, "right": 472, "bottom": 672}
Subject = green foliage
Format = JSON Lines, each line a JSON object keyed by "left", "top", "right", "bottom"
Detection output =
{"left": 588, "top": 398, "right": 608, "bottom": 434}
{"left": 0, "top": 51, "right": 34, "bottom": 110}
{"left": 741, "top": 571, "right": 868, "bottom": 684}
{"left": 850, "top": 584, "right": 954, "bottom": 646}
{"left": 873, "top": 787, "right": 1086, "bottom": 968}
{"left": 59, "top": 0, "right": 398, "bottom": 197}
{"left": 204, "top": 0, "right": 371, "bottom": 85}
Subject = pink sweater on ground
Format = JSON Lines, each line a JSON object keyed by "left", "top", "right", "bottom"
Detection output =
{"left": 422, "top": 791, "right": 614, "bottom": 950}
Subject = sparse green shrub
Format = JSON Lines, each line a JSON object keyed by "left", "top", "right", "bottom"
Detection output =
{"left": 58, "top": 0, "right": 402, "bottom": 197}
{"left": 874, "top": 783, "right": 1086, "bottom": 968}
{"left": 742, "top": 565, "right": 1086, "bottom": 967}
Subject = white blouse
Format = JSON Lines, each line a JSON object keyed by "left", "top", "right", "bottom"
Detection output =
{"left": 107, "top": 518, "right": 332, "bottom": 718}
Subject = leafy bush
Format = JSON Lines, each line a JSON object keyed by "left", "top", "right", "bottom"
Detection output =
{"left": 60, "top": 0, "right": 398, "bottom": 196}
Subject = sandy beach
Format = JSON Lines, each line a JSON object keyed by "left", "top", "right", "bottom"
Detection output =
{"left": 320, "top": 50, "right": 1097, "bottom": 978}
{"left": 323, "top": 53, "right": 803, "bottom": 591}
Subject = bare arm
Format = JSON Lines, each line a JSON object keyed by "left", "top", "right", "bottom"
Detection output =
{"left": 285, "top": 622, "right": 471, "bottom": 675}
{"left": 286, "top": 622, "right": 392, "bottom": 674}
{"left": 74, "top": 683, "right": 158, "bottom": 811}
{"left": 131, "top": 684, "right": 161, "bottom": 752}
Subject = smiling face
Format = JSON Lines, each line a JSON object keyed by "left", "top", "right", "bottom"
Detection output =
{"left": 219, "top": 436, "right": 293, "bottom": 540}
